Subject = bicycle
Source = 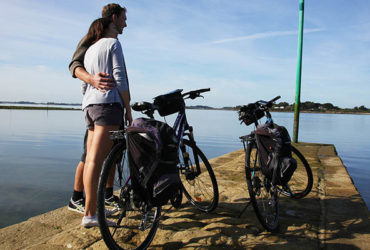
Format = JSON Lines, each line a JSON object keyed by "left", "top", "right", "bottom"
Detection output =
{"left": 238, "top": 96, "right": 313, "bottom": 231}
{"left": 97, "top": 131, "right": 161, "bottom": 250}
{"left": 97, "top": 88, "right": 219, "bottom": 249}
{"left": 132, "top": 88, "right": 219, "bottom": 213}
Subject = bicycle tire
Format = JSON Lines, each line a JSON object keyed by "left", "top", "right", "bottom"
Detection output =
{"left": 245, "top": 141, "right": 279, "bottom": 232}
{"left": 97, "top": 142, "right": 161, "bottom": 250}
{"left": 278, "top": 145, "right": 313, "bottom": 199}
{"left": 178, "top": 139, "right": 219, "bottom": 212}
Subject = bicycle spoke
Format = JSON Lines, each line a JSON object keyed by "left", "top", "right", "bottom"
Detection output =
{"left": 245, "top": 141, "right": 279, "bottom": 231}
{"left": 179, "top": 139, "right": 218, "bottom": 212}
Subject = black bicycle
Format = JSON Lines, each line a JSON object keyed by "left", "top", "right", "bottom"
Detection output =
{"left": 97, "top": 130, "right": 161, "bottom": 250}
{"left": 132, "top": 88, "right": 219, "bottom": 213}
{"left": 238, "top": 96, "right": 313, "bottom": 231}
{"left": 97, "top": 88, "right": 218, "bottom": 249}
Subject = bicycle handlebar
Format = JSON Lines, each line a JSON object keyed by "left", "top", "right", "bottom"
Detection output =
{"left": 256, "top": 95, "right": 281, "bottom": 109}
{"left": 238, "top": 95, "right": 281, "bottom": 126}
{"left": 131, "top": 88, "right": 210, "bottom": 113}
{"left": 265, "top": 95, "right": 281, "bottom": 108}
{"left": 268, "top": 96, "right": 281, "bottom": 106}
{"left": 182, "top": 88, "right": 210, "bottom": 99}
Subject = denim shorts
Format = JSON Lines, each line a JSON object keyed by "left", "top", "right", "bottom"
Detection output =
{"left": 84, "top": 103, "right": 123, "bottom": 130}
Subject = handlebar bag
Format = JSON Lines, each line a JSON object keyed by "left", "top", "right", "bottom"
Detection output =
{"left": 127, "top": 118, "right": 181, "bottom": 206}
{"left": 239, "top": 103, "right": 264, "bottom": 126}
{"left": 153, "top": 89, "right": 185, "bottom": 116}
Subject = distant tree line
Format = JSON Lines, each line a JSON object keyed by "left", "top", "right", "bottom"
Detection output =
{"left": 272, "top": 101, "right": 340, "bottom": 111}
{"left": 272, "top": 101, "right": 369, "bottom": 112}
{"left": 230, "top": 101, "right": 369, "bottom": 113}
{"left": 0, "top": 101, "right": 80, "bottom": 106}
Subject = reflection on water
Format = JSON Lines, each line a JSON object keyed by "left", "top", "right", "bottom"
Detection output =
{"left": 0, "top": 109, "right": 369, "bottom": 228}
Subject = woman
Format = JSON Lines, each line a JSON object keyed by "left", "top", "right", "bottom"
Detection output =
{"left": 80, "top": 12, "right": 132, "bottom": 227}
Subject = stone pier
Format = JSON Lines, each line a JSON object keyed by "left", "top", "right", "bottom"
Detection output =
{"left": 0, "top": 143, "right": 369, "bottom": 249}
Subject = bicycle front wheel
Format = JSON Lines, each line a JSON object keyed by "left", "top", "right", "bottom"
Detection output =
{"left": 97, "top": 142, "right": 161, "bottom": 250}
{"left": 278, "top": 145, "right": 313, "bottom": 199}
{"left": 178, "top": 139, "right": 218, "bottom": 212}
{"left": 245, "top": 141, "right": 279, "bottom": 232}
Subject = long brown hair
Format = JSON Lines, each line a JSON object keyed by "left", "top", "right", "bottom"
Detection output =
{"left": 84, "top": 17, "right": 112, "bottom": 47}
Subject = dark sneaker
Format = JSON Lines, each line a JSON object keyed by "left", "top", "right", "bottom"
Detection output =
{"left": 105, "top": 195, "right": 121, "bottom": 208}
{"left": 68, "top": 198, "right": 85, "bottom": 214}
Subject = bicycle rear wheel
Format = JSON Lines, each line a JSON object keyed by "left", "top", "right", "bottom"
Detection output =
{"left": 245, "top": 141, "right": 279, "bottom": 232}
{"left": 178, "top": 139, "right": 218, "bottom": 212}
{"left": 97, "top": 142, "right": 161, "bottom": 250}
{"left": 278, "top": 145, "right": 313, "bottom": 199}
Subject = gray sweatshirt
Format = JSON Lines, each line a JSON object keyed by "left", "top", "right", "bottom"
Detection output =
{"left": 82, "top": 38, "right": 128, "bottom": 110}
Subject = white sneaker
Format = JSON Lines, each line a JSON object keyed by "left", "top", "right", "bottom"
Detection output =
{"left": 81, "top": 215, "right": 98, "bottom": 228}
{"left": 81, "top": 215, "right": 116, "bottom": 228}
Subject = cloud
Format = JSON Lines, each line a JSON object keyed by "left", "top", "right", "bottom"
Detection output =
{"left": 210, "top": 28, "right": 325, "bottom": 44}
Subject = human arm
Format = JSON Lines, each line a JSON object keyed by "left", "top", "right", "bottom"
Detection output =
{"left": 111, "top": 40, "right": 132, "bottom": 125}
{"left": 119, "top": 90, "right": 132, "bottom": 126}
{"left": 75, "top": 68, "right": 115, "bottom": 93}
{"left": 69, "top": 36, "right": 115, "bottom": 92}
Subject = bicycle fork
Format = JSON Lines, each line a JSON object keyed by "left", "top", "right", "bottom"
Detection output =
{"left": 180, "top": 127, "right": 201, "bottom": 180}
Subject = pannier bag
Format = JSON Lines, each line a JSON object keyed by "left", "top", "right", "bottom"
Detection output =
{"left": 153, "top": 89, "right": 185, "bottom": 117}
{"left": 126, "top": 118, "right": 181, "bottom": 206}
{"left": 238, "top": 103, "right": 265, "bottom": 126}
{"left": 255, "top": 123, "right": 297, "bottom": 185}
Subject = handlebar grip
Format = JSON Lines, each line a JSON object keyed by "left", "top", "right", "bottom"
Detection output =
{"left": 182, "top": 88, "right": 211, "bottom": 98}
{"left": 198, "top": 88, "right": 210, "bottom": 93}
{"left": 132, "top": 101, "right": 151, "bottom": 111}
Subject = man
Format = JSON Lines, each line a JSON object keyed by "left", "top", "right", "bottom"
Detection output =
{"left": 68, "top": 3, "right": 129, "bottom": 214}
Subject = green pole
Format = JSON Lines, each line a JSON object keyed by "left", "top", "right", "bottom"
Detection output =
{"left": 293, "top": 0, "right": 305, "bottom": 143}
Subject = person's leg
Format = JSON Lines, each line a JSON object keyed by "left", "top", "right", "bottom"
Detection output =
{"left": 106, "top": 108, "right": 125, "bottom": 203}
{"left": 73, "top": 130, "right": 88, "bottom": 196}
{"left": 106, "top": 165, "right": 116, "bottom": 192}
{"left": 73, "top": 161, "right": 84, "bottom": 193}
{"left": 68, "top": 161, "right": 85, "bottom": 213}
{"left": 104, "top": 164, "right": 118, "bottom": 206}
{"left": 84, "top": 124, "right": 118, "bottom": 217}
{"left": 68, "top": 131, "right": 88, "bottom": 213}
{"left": 105, "top": 120, "right": 125, "bottom": 205}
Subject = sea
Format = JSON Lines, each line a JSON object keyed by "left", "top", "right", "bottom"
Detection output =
{"left": 0, "top": 107, "right": 369, "bottom": 228}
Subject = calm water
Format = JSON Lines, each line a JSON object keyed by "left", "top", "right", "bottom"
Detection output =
{"left": 0, "top": 109, "right": 369, "bottom": 228}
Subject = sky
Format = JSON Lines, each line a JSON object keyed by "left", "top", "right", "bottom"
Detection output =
{"left": 0, "top": 0, "right": 369, "bottom": 108}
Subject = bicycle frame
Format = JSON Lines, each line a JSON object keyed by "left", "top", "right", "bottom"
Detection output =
{"left": 172, "top": 108, "right": 202, "bottom": 179}
{"left": 130, "top": 88, "right": 212, "bottom": 183}
{"left": 173, "top": 110, "right": 187, "bottom": 143}
{"left": 109, "top": 101, "right": 203, "bottom": 188}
